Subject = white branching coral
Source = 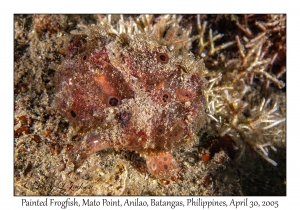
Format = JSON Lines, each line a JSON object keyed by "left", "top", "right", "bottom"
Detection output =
{"left": 196, "top": 14, "right": 236, "bottom": 59}
{"left": 194, "top": 14, "right": 286, "bottom": 166}
{"left": 96, "top": 14, "right": 197, "bottom": 57}
{"left": 204, "top": 57, "right": 285, "bottom": 166}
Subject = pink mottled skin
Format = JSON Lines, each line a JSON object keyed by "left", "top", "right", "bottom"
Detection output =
{"left": 55, "top": 30, "right": 205, "bottom": 180}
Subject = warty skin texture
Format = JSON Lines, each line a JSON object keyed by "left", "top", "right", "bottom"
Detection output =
{"left": 55, "top": 25, "right": 206, "bottom": 180}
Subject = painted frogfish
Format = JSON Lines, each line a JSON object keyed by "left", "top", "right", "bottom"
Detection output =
{"left": 55, "top": 19, "right": 206, "bottom": 180}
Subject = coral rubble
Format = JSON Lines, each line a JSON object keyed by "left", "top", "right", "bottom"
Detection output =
{"left": 14, "top": 14, "right": 286, "bottom": 195}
